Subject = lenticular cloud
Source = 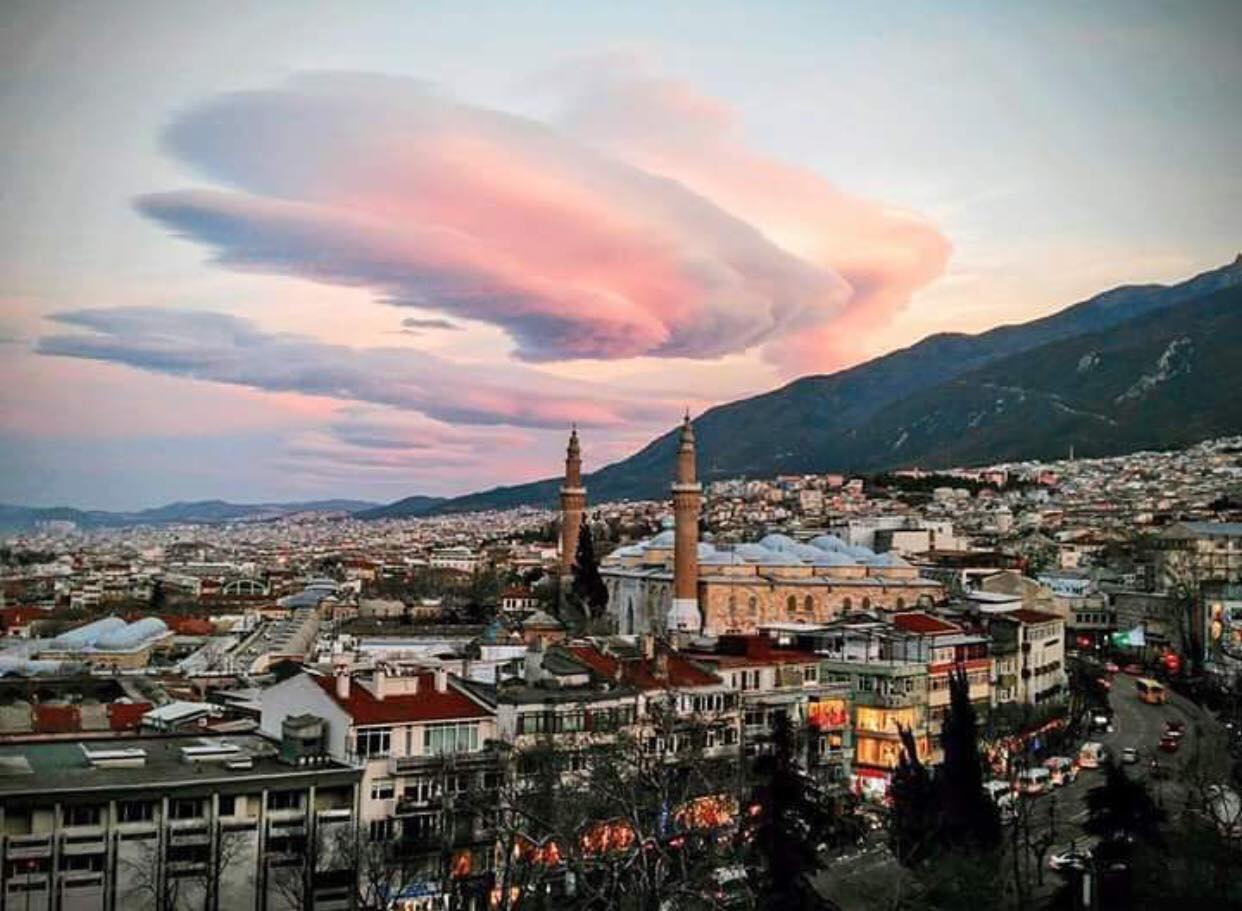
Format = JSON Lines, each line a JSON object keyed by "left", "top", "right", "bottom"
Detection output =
{"left": 135, "top": 72, "right": 944, "bottom": 371}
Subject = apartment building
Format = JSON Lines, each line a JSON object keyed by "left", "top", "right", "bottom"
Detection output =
{"left": 683, "top": 632, "right": 853, "bottom": 786}
{"left": 987, "top": 609, "right": 1068, "bottom": 707}
{"left": 799, "top": 619, "right": 931, "bottom": 797}
{"left": 0, "top": 730, "right": 360, "bottom": 911}
{"left": 261, "top": 666, "right": 498, "bottom": 897}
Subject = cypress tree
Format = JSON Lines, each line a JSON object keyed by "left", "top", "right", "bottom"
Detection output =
{"left": 889, "top": 725, "right": 936, "bottom": 866}
{"left": 939, "top": 666, "right": 1001, "bottom": 851}
{"left": 571, "top": 516, "right": 609, "bottom": 619}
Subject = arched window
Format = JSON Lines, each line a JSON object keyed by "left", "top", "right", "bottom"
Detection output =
{"left": 804, "top": 595, "right": 815, "bottom": 615}
{"left": 842, "top": 596, "right": 853, "bottom": 612}
{"left": 895, "top": 597, "right": 906, "bottom": 611}
{"left": 862, "top": 596, "right": 872, "bottom": 611}
{"left": 626, "top": 599, "right": 636, "bottom": 635}
{"left": 748, "top": 595, "right": 758, "bottom": 616}
{"left": 786, "top": 595, "right": 797, "bottom": 617}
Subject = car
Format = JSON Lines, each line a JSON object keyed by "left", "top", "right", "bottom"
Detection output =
{"left": 1166, "top": 719, "right": 1187, "bottom": 735}
{"left": 1150, "top": 759, "right": 1171, "bottom": 780}
{"left": 1096, "top": 677, "right": 1112, "bottom": 691}
{"left": 1048, "top": 849, "right": 1092, "bottom": 873}
{"left": 1121, "top": 747, "right": 1139, "bottom": 764}
{"left": 1123, "top": 663, "right": 1143, "bottom": 676}
{"left": 1105, "top": 661, "right": 1120, "bottom": 674}
{"left": 1159, "top": 735, "right": 1181, "bottom": 753}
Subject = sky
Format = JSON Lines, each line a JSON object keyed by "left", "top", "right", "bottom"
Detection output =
{"left": 1, "top": 0, "right": 1240, "bottom": 510}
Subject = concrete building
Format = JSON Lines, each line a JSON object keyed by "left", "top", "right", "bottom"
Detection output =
{"left": 986, "top": 609, "right": 1068, "bottom": 707}
{"left": 0, "top": 730, "right": 360, "bottom": 911}
{"left": 260, "top": 667, "right": 498, "bottom": 897}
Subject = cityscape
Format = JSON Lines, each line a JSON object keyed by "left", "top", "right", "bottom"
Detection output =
{"left": 3, "top": 3, "right": 1242, "bottom": 911}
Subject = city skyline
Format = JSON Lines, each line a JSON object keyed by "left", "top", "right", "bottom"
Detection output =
{"left": 3, "top": 1, "right": 1241, "bottom": 509}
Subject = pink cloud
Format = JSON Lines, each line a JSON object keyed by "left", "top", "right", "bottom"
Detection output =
{"left": 138, "top": 73, "right": 853, "bottom": 366}
{"left": 553, "top": 60, "right": 952, "bottom": 370}
{"left": 36, "top": 307, "right": 677, "bottom": 430}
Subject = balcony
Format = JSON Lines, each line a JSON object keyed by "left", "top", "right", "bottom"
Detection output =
{"left": 61, "top": 835, "right": 107, "bottom": 855}
{"left": 5, "top": 834, "right": 52, "bottom": 858}
{"left": 394, "top": 795, "right": 441, "bottom": 817}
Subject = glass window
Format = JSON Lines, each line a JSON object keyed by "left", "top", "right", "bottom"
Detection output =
{"left": 217, "top": 795, "right": 236, "bottom": 817}
{"left": 370, "top": 779, "right": 395, "bottom": 801}
{"left": 62, "top": 805, "right": 102, "bottom": 828}
{"left": 118, "top": 801, "right": 154, "bottom": 824}
{"left": 169, "top": 799, "right": 203, "bottom": 820}
{"left": 267, "top": 790, "right": 303, "bottom": 811}
{"left": 355, "top": 727, "right": 391, "bottom": 759}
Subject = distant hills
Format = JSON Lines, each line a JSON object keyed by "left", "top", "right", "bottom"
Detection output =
{"left": 398, "top": 254, "right": 1242, "bottom": 516}
{"left": 0, "top": 498, "right": 379, "bottom": 533}
{"left": 353, "top": 495, "right": 447, "bottom": 521}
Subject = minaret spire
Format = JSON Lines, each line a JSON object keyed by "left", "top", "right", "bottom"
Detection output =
{"left": 559, "top": 425, "right": 587, "bottom": 595}
{"left": 668, "top": 412, "right": 702, "bottom": 636}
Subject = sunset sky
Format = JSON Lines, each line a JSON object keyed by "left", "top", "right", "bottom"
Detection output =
{"left": 2, "top": 0, "right": 1240, "bottom": 509}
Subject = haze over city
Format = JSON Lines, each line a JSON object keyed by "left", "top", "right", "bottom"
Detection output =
{"left": 3, "top": 0, "right": 1241, "bottom": 510}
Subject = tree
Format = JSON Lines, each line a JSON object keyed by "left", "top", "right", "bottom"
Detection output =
{"left": 571, "top": 517, "right": 609, "bottom": 620}
{"left": 1084, "top": 761, "right": 1163, "bottom": 847}
{"left": 938, "top": 667, "right": 1001, "bottom": 852}
{"left": 889, "top": 725, "right": 936, "bottom": 866}
{"left": 749, "top": 710, "right": 834, "bottom": 908}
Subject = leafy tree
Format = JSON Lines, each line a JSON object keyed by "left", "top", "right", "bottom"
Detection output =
{"left": 571, "top": 517, "right": 609, "bottom": 620}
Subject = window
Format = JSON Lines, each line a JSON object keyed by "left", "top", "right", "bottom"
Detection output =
{"left": 404, "top": 777, "right": 437, "bottom": 803}
{"left": 557, "top": 711, "right": 585, "bottom": 734}
{"left": 896, "top": 597, "right": 906, "bottom": 611}
{"left": 424, "top": 722, "right": 480, "bottom": 755}
{"left": 62, "top": 805, "right": 102, "bottom": 828}
{"left": 842, "top": 597, "right": 853, "bottom": 612}
{"left": 786, "top": 595, "right": 797, "bottom": 616}
{"left": 802, "top": 665, "right": 818, "bottom": 683}
{"left": 368, "top": 819, "right": 394, "bottom": 843}
{"left": 355, "top": 727, "right": 391, "bottom": 759}
{"left": 118, "top": 801, "right": 154, "bottom": 824}
{"left": 59, "top": 854, "right": 103, "bottom": 873}
{"left": 217, "top": 795, "right": 236, "bottom": 817}
{"left": 370, "top": 779, "right": 395, "bottom": 801}
{"left": 861, "top": 597, "right": 872, "bottom": 610}
{"left": 267, "top": 790, "right": 303, "bottom": 812}
{"left": 805, "top": 595, "right": 815, "bottom": 614}
{"left": 517, "top": 712, "right": 546, "bottom": 735}
{"left": 169, "top": 798, "right": 204, "bottom": 821}
{"left": 748, "top": 595, "right": 758, "bottom": 615}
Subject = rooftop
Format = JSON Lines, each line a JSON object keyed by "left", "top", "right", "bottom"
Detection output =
{"left": 0, "top": 732, "right": 355, "bottom": 799}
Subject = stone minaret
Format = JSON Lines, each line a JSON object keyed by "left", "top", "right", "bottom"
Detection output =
{"left": 668, "top": 413, "right": 702, "bottom": 634}
{"left": 559, "top": 426, "right": 586, "bottom": 586}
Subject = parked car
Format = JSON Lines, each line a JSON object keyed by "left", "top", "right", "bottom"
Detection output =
{"left": 1105, "top": 661, "right": 1120, "bottom": 674}
{"left": 1123, "top": 663, "right": 1143, "bottom": 676}
{"left": 1166, "top": 719, "right": 1187, "bottom": 735}
{"left": 1044, "top": 756, "right": 1078, "bottom": 786}
{"left": 1159, "top": 734, "right": 1181, "bottom": 753}
{"left": 1018, "top": 767, "right": 1052, "bottom": 795}
{"left": 1121, "top": 747, "right": 1140, "bottom": 765}
{"left": 1079, "top": 742, "right": 1107, "bottom": 769}
{"left": 1048, "top": 848, "right": 1092, "bottom": 873}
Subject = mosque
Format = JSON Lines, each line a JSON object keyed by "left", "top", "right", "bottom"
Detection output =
{"left": 561, "top": 418, "right": 944, "bottom": 637}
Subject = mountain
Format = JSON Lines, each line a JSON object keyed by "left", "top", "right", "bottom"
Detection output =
{"left": 409, "top": 255, "right": 1242, "bottom": 514}
{"left": 352, "top": 495, "right": 447, "bottom": 520}
{"left": 0, "top": 498, "right": 380, "bottom": 532}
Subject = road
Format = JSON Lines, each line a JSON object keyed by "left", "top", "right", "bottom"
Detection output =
{"left": 1015, "top": 672, "right": 1230, "bottom": 903}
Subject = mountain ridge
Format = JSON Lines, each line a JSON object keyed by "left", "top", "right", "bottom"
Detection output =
{"left": 401, "top": 255, "right": 1242, "bottom": 515}
{"left": 0, "top": 498, "right": 382, "bottom": 532}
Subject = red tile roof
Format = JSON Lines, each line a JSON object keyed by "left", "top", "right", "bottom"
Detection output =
{"left": 163, "top": 616, "right": 215, "bottom": 636}
{"left": 891, "top": 612, "right": 962, "bottom": 635}
{"left": 565, "top": 645, "right": 721, "bottom": 690}
{"left": 34, "top": 704, "right": 80, "bottom": 734}
{"left": 685, "top": 636, "right": 820, "bottom": 668}
{"left": 312, "top": 673, "right": 492, "bottom": 726}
